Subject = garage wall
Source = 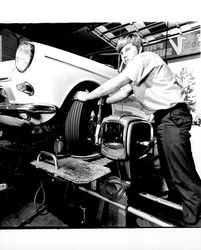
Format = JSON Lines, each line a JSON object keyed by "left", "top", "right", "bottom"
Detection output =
{"left": 144, "top": 30, "right": 200, "bottom": 60}
{"left": 0, "top": 28, "right": 20, "bottom": 61}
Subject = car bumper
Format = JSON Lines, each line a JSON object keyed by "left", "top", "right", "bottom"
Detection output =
{"left": 0, "top": 102, "right": 57, "bottom": 114}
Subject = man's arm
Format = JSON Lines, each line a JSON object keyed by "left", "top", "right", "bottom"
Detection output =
{"left": 106, "top": 84, "right": 133, "bottom": 104}
{"left": 74, "top": 72, "right": 131, "bottom": 102}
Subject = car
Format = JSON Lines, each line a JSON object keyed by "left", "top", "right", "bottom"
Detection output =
{"left": 0, "top": 41, "right": 120, "bottom": 155}
{"left": 0, "top": 41, "right": 150, "bottom": 157}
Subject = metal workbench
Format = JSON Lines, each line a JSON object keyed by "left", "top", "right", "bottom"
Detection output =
{"left": 31, "top": 151, "right": 183, "bottom": 227}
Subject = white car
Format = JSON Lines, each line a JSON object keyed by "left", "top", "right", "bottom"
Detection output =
{"left": 0, "top": 41, "right": 150, "bottom": 156}
{"left": 0, "top": 41, "right": 118, "bottom": 155}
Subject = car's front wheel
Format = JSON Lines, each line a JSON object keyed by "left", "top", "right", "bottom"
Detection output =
{"left": 65, "top": 99, "right": 111, "bottom": 157}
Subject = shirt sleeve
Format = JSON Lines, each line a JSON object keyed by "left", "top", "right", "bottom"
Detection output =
{"left": 121, "top": 53, "right": 153, "bottom": 86}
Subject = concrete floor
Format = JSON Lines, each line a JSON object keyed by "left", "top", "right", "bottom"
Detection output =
{"left": 0, "top": 170, "right": 183, "bottom": 229}
{"left": 0, "top": 139, "right": 183, "bottom": 229}
{"left": 0, "top": 184, "right": 128, "bottom": 228}
{"left": 0, "top": 202, "right": 68, "bottom": 228}
{"left": 0, "top": 179, "right": 183, "bottom": 229}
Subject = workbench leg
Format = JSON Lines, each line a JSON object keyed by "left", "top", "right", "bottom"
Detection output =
{"left": 125, "top": 181, "right": 141, "bottom": 227}
{"left": 96, "top": 200, "right": 105, "bottom": 223}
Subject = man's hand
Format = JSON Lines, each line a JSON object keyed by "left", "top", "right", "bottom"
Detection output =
{"left": 74, "top": 90, "right": 89, "bottom": 102}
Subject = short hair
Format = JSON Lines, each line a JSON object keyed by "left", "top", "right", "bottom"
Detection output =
{"left": 116, "top": 34, "right": 144, "bottom": 53}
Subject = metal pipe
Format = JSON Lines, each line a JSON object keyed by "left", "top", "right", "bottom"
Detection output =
{"left": 86, "top": 24, "right": 200, "bottom": 58}
{"left": 37, "top": 151, "right": 59, "bottom": 170}
{"left": 139, "top": 192, "right": 182, "bottom": 211}
{"left": 100, "top": 23, "right": 134, "bottom": 36}
{"left": 110, "top": 21, "right": 195, "bottom": 41}
{"left": 110, "top": 22, "right": 165, "bottom": 40}
{"left": 79, "top": 186, "right": 175, "bottom": 227}
{"left": 88, "top": 23, "right": 112, "bottom": 31}
{"left": 144, "top": 25, "right": 200, "bottom": 45}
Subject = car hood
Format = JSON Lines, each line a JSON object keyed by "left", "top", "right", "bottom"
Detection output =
{"left": 32, "top": 42, "right": 117, "bottom": 80}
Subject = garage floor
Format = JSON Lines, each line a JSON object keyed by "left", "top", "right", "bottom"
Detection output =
{"left": 0, "top": 193, "right": 145, "bottom": 228}
{"left": 0, "top": 179, "right": 128, "bottom": 228}
{"left": 0, "top": 177, "right": 183, "bottom": 229}
{"left": 0, "top": 202, "right": 67, "bottom": 228}
{"left": 0, "top": 135, "right": 183, "bottom": 229}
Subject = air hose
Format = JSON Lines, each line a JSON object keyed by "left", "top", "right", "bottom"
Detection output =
{"left": 100, "top": 176, "right": 126, "bottom": 202}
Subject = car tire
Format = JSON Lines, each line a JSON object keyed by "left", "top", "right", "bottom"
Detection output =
{"left": 65, "top": 99, "right": 110, "bottom": 157}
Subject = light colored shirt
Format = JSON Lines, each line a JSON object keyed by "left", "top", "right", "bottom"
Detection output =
{"left": 122, "top": 51, "right": 184, "bottom": 114}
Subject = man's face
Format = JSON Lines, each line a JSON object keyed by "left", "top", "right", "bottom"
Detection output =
{"left": 120, "top": 43, "right": 139, "bottom": 65}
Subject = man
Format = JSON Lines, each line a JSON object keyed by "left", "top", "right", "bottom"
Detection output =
{"left": 75, "top": 34, "right": 201, "bottom": 227}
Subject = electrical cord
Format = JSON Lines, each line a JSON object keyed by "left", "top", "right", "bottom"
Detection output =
{"left": 100, "top": 159, "right": 127, "bottom": 202}
{"left": 17, "top": 179, "right": 48, "bottom": 228}
{"left": 33, "top": 179, "right": 47, "bottom": 213}
{"left": 100, "top": 175, "right": 126, "bottom": 202}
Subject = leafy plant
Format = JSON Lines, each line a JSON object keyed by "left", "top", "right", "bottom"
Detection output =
{"left": 176, "top": 67, "right": 201, "bottom": 126}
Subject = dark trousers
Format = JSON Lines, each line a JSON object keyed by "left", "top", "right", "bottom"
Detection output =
{"left": 154, "top": 103, "right": 201, "bottom": 224}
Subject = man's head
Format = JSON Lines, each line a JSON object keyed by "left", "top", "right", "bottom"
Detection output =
{"left": 117, "top": 34, "right": 144, "bottom": 66}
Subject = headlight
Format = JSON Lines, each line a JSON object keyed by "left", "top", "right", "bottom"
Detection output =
{"left": 15, "top": 42, "right": 34, "bottom": 73}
